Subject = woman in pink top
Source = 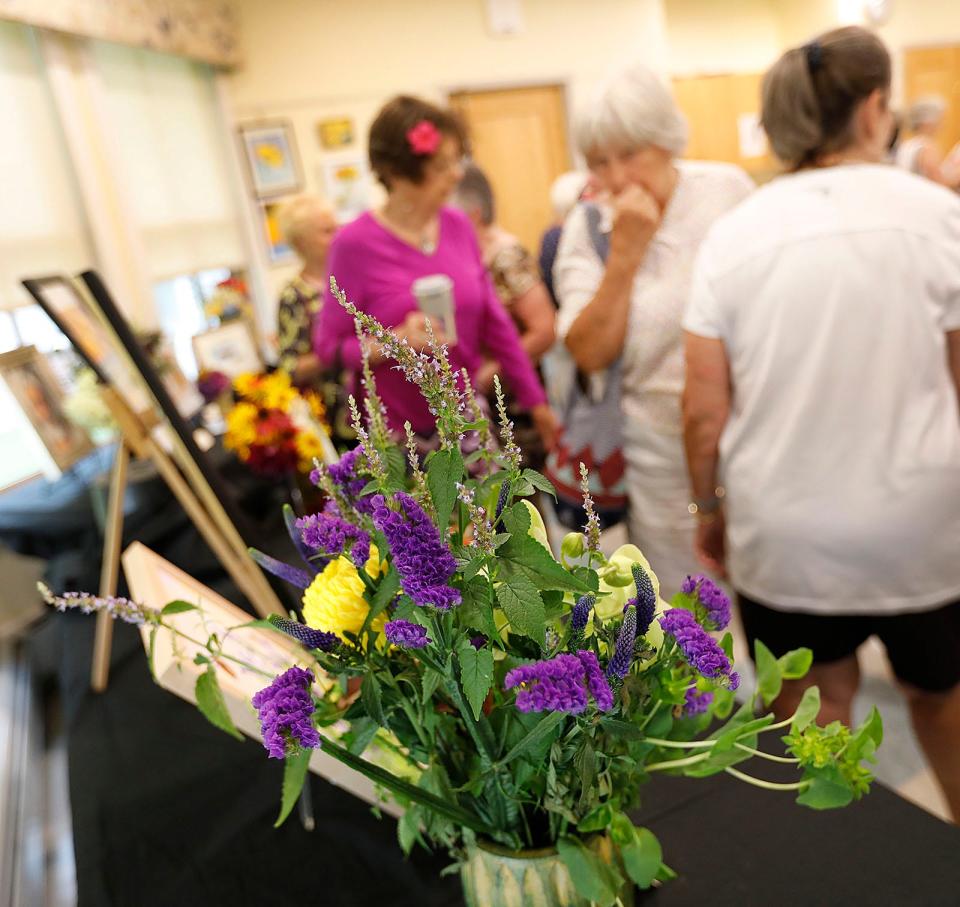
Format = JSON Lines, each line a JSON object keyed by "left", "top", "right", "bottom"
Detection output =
{"left": 315, "top": 95, "right": 555, "bottom": 447}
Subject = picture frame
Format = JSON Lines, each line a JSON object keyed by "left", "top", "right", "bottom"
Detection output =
{"left": 192, "top": 320, "right": 264, "bottom": 379}
{"left": 320, "top": 157, "right": 372, "bottom": 224}
{"left": 122, "top": 541, "right": 401, "bottom": 817}
{"left": 0, "top": 345, "right": 93, "bottom": 472}
{"left": 259, "top": 200, "right": 297, "bottom": 266}
{"left": 317, "top": 116, "right": 355, "bottom": 150}
{"left": 238, "top": 120, "right": 303, "bottom": 198}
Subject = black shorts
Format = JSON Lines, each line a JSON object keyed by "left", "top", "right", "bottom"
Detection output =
{"left": 738, "top": 592, "right": 960, "bottom": 693}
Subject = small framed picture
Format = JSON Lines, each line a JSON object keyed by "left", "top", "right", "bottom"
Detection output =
{"left": 192, "top": 320, "right": 264, "bottom": 379}
{"left": 317, "top": 116, "right": 354, "bottom": 150}
{"left": 260, "top": 200, "right": 297, "bottom": 265}
{"left": 320, "top": 157, "right": 372, "bottom": 224}
{"left": 239, "top": 121, "right": 303, "bottom": 198}
{"left": 0, "top": 346, "right": 93, "bottom": 472}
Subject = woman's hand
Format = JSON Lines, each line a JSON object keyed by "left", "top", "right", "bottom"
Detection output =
{"left": 531, "top": 403, "right": 560, "bottom": 453}
{"left": 474, "top": 359, "right": 499, "bottom": 396}
{"left": 366, "top": 311, "right": 449, "bottom": 365}
{"left": 608, "top": 184, "right": 662, "bottom": 269}
{"left": 694, "top": 512, "right": 727, "bottom": 578}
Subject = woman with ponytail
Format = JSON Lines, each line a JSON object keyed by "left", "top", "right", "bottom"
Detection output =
{"left": 682, "top": 27, "right": 960, "bottom": 821}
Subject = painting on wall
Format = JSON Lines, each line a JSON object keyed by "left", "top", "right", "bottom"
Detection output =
{"left": 239, "top": 121, "right": 302, "bottom": 198}
{"left": 320, "top": 158, "right": 372, "bottom": 224}
{"left": 259, "top": 200, "right": 297, "bottom": 265}
{"left": 317, "top": 116, "right": 355, "bottom": 150}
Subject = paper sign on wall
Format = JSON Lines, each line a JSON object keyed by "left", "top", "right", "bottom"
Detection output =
{"left": 737, "top": 113, "right": 768, "bottom": 159}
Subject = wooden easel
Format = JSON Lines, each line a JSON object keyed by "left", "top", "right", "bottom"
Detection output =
{"left": 90, "top": 387, "right": 284, "bottom": 691}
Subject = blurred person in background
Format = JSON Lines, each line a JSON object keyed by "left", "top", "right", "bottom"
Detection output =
{"left": 683, "top": 27, "right": 960, "bottom": 820}
{"left": 538, "top": 171, "right": 591, "bottom": 308}
{"left": 553, "top": 63, "right": 752, "bottom": 597}
{"left": 895, "top": 95, "right": 960, "bottom": 188}
{"left": 315, "top": 96, "right": 556, "bottom": 453}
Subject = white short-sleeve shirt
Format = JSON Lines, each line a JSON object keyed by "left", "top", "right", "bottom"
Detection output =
{"left": 684, "top": 164, "right": 960, "bottom": 614}
{"left": 554, "top": 161, "right": 753, "bottom": 433}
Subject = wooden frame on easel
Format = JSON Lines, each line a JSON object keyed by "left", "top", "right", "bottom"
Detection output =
{"left": 22, "top": 273, "right": 285, "bottom": 691}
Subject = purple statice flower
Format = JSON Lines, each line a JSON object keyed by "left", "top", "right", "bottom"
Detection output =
{"left": 384, "top": 619, "right": 431, "bottom": 649}
{"left": 606, "top": 605, "right": 638, "bottom": 681}
{"left": 327, "top": 445, "right": 375, "bottom": 514}
{"left": 269, "top": 616, "right": 339, "bottom": 652}
{"left": 371, "top": 492, "right": 461, "bottom": 610}
{"left": 297, "top": 512, "right": 371, "bottom": 566}
{"left": 39, "top": 584, "right": 156, "bottom": 626}
{"left": 681, "top": 574, "right": 731, "bottom": 631}
{"left": 576, "top": 650, "right": 614, "bottom": 711}
{"left": 680, "top": 576, "right": 698, "bottom": 595}
{"left": 683, "top": 687, "right": 714, "bottom": 716}
{"left": 659, "top": 608, "right": 737, "bottom": 688}
{"left": 505, "top": 653, "right": 612, "bottom": 715}
{"left": 631, "top": 563, "right": 656, "bottom": 636}
{"left": 251, "top": 666, "right": 320, "bottom": 760}
{"left": 571, "top": 593, "right": 595, "bottom": 635}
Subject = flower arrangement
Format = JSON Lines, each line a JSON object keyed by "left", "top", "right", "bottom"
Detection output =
{"left": 203, "top": 276, "right": 251, "bottom": 323}
{"left": 46, "top": 279, "right": 882, "bottom": 905}
{"left": 223, "top": 371, "right": 330, "bottom": 476}
{"left": 63, "top": 367, "right": 117, "bottom": 442}
{"left": 196, "top": 369, "right": 231, "bottom": 404}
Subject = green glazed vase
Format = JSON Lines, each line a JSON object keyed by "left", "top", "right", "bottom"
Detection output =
{"left": 460, "top": 837, "right": 635, "bottom": 907}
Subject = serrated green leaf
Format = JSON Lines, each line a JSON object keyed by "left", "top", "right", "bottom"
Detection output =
{"left": 495, "top": 574, "right": 545, "bottom": 647}
{"left": 792, "top": 685, "right": 821, "bottom": 732}
{"left": 521, "top": 468, "right": 557, "bottom": 499}
{"left": 346, "top": 716, "right": 379, "bottom": 756}
{"left": 361, "top": 672, "right": 388, "bottom": 727}
{"left": 557, "top": 836, "right": 621, "bottom": 906}
{"left": 754, "top": 639, "right": 783, "bottom": 707}
{"left": 161, "top": 599, "right": 198, "bottom": 615}
{"left": 797, "top": 764, "right": 854, "bottom": 810}
{"left": 426, "top": 448, "right": 464, "bottom": 531}
{"left": 361, "top": 567, "right": 400, "bottom": 636}
{"left": 195, "top": 666, "right": 243, "bottom": 740}
{"left": 459, "top": 577, "right": 500, "bottom": 641}
{"left": 274, "top": 747, "right": 311, "bottom": 827}
{"left": 778, "top": 647, "right": 813, "bottom": 680}
{"left": 612, "top": 814, "right": 662, "bottom": 890}
{"left": 457, "top": 640, "right": 494, "bottom": 720}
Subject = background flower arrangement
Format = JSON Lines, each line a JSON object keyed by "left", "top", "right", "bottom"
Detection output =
{"left": 223, "top": 370, "right": 330, "bottom": 476}
{"left": 47, "top": 280, "right": 882, "bottom": 905}
{"left": 203, "top": 276, "right": 252, "bottom": 324}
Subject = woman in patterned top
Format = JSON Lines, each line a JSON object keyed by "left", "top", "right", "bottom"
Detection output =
{"left": 276, "top": 196, "right": 338, "bottom": 386}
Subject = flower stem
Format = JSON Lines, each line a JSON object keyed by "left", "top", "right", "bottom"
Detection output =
{"left": 724, "top": 766, "right": 808, "bottom": 791}
{"left": 643, "top": 736, "right": 716, "bottom": 749}
{"left": 160, "top": 623, "right": 276, "bottom": 679}
{"left": 733, "top": 742, "right": 799, "bottom": 764}
{"left": 645, "top": 751, "right": 712, "bottom": 772}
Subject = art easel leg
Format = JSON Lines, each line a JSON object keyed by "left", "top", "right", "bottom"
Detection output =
{"left": 91, "top": 443, "right": 130, "bottom": 692}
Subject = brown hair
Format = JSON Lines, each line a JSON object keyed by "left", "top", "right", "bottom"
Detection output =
{"left": 761, "top": 26, "right": 891, "bottom": 170}
{"left": 368, "top": 95, "right": 468, "bottom": 188}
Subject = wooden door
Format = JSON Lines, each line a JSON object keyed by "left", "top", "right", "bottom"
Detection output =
{"left": 449, "top": 85, "right": 571, "bottom": 252}
{"left": 903, "top": 46, "right": 960, "bottom": 156}
{"left": 672, "top": 72, "right": 778, "bottom": 181}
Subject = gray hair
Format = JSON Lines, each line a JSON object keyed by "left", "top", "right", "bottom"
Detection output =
{"left": 906, "top": 95, "right": 946, "bottom": 131}
{"left": 549, "top": 171, "right": 589, "bottom": 220}
{"left": 575, "top": 63, "right": 688, "bottom": 157}
{"left": 277, "top": 195, "right": 335, "bottom": 249}
{"left": 453, "top": 163, "right": 495, "bottom": 226}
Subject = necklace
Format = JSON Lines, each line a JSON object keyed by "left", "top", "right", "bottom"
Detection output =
{"left": 379, "top": 204, "right": 438, "bottom": 255}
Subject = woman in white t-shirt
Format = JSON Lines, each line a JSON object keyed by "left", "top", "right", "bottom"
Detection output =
{"left": 553, "top": 63, "right": 753, "bottom": 596}
{"left": 895, "top": 95, "right": 960, "bottom": 189}
{"left": 683, "top": 26, "right": 960, "bottom": 821}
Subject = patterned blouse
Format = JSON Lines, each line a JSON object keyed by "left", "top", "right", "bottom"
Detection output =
{"left": 276, "top": 275, "right": 323, "bottom": 374}
{"left": 482, "top": 226, "right": 539, "bottom": 309}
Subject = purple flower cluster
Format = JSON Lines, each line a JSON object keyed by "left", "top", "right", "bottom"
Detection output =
{"left": 659, "top": 608, "right": 740, "bottom": 690}
{"left": 326, "top": 445, "right": 375, "bottom": 514}
{"left": 251, "top": 666, "right": 320, "bottom": 759}
{"left": 505, "top": 651, "right": 614, "bottom": 714}
{"left": 297, "top": 512, "right": 371, "bottom": 566}
{"left": 371, "top": 492, "right": 461, "bottom": 610}
{"left": 683, "top": 687, "right": 714, "bottom": 716}
{"left": 270, "top": 616, "right": 339, "bottom": 652}
{"left": 197, "top": 370, "right": 230, "bottom": 403}
{"left": 681, "top": 574, "right": 731, "bottom": 631}
{"left": 570, "top": 593, "right": 595, "bottom": 635}
{"left": 606, "top": 605, "right": 638, "bottom": 680}
{"left": 384, "top": 619, "right": 431, "bottom": 649}
{"left": 630, "top": 563, "right": 657, "bottom": 636}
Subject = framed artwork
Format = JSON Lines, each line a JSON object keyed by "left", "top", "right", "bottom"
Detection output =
{"left": 259, "top": 200, "right": 297, "bottom": 265}
{"left": 192, "top": 320, "right": 264, "bottom": 379}
{"left": 320, "top": 157, "right": 372, "bottom": 224}
{"left": 239, "top": 121, "right": 303, "bottom": 198}
{"left": 0, "top": 345, "right": 93, "bottom": 471}
{"left": 317, "top": 116, "right": 354, "bottom": 150}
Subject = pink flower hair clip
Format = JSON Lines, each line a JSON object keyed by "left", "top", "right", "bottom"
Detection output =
{"left": 406, "top": 119, "right": 442, "bottom": 156}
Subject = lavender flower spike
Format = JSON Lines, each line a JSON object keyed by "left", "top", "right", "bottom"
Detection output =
{"left": 659, "top": 608, "right": 738, "bottom": 688}
{"left": 268, "top": 615, "right": 339, "bottom": 652}
{"left": 384, "top": 619, "right": 432, "bottom": 649}
{"left": 571, "top": 593, "right": 595, "bottom": 635}
{"left": 606, "top": 605, "right": 638, "bottom": 681}
{"left": 251, "top": 666, "right": 320, "bottom": 759}
{"left": 39, "top": 584, "right": 157, "bottom": 626}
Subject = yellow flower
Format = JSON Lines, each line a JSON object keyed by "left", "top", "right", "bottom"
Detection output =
{"left": 301, "top": 546, "right": 386, "bottom": 643}
{"left": 295, "top": 431, "right": 325, "bottom": 472}
{"left": 224, "top": 401, "right": 258, "bottom": 458}
{"left": 233, "top": 372, "right": 261, "bottom": 399}
{"left": 259, "top": 372, "right": 297, "bottom": 410}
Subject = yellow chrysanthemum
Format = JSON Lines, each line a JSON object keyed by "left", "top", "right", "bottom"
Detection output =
{"left": 301, "top": 546, "right": 386, "bottom": 643}
{"left": 295, "top": 431, "right": 325, "bottom": 471}
{"left": 259, "top": 373, "right": 297, "bottom": 411}
{"left": 223, "top": 401, "right": 259, "bottom": 457}
{"left": 233, "top": 372, "right": 261, "bottom": 399}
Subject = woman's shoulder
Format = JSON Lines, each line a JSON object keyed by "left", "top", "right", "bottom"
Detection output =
{"left": 679, "top": 160, "right": 754, "bottom": 197}
{"left": 331, "top": 210, "right": 379, "bottom": 248}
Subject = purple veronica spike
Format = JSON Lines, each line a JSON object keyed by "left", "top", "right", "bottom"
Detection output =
{"left": 631, "top": 563, "right": 656, "bottom": 636}
{"left": 495, "top": 479, "right": 511, "bottom": 521}
{"left": 384, "top": 619, "right": 431, "bottom": 649}
{"left": 297, "top": 513, "right": 371, "bottom": 566}
{"left": 249, "top": 549, "right": 312, "bottom": 590}
{"left": 576, "top": 650, "right": 614, "bottom": 711}
{"left": 269, "top": 616, "right": 339, "bottom": 652}
{"left": 251, "top": 666, "right": 320, "bottom": 759}
{"left": 606, "top": 606, "right": 638, "bottom": 680}
{"left": 659, "top": 608, "right": 737, "bottom": 687}
{"left": 571, "top": 593, "right": 595, "bottom": 634}
{"left": 683, "top": 687, "right": 714, "bottom": 716}
{"left": 371, "top": 492, "right": 461, "bottom": 610}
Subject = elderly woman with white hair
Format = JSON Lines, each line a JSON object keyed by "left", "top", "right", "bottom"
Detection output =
{"left": 553, "top": 63, "right": 753, "bottom": 596}
{"left": 896, "top": 96, "right": 960, "bottom": 187}
{"left": 275, "top": 195, "right": 338, "bottom": 385}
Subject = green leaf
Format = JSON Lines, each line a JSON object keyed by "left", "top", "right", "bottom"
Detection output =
{"left": 847, "top": 705, "right": 883, "bottom": 761}
{"left": 194, "top": 666, "right": 243, "bottom": 740}
{"left": 457, "top": 640, "right": 494, "bottom": 720}
{"left": 712, "top": 714, "right": 774, "bottom": 753}
{"left": 361, "top": 672, "right": 388, "bottom": 727}
{"left": 495, "top": 574, "right": 546, "bottom": 647}
{"left": 797, "top": 764, "right": 854, "bottom": 810}
{"left": 161, "top": 600, "right": 198, "bottom": 615}
{"left": 557, "top": 836, "right": 621, "bottom": 906}
{"left": 754, "top": 639, "right": 783, "bottom": 707}
{"left": 421, "top": 666, "right": 443, "bottom": 705}
{"left": 498, "top": 503, "right": 591, "bottom": 594}
{"left": 146, "top": 625, "right": 159, "bottom": 681}
{"left": 345, "top": 716, "right": 379, "bottom": 756}
{"left": 611, "top": 814, "right": 662, "bottom": 890}
{"left": 427, "top": 448, "right": 464, "bottom": 530}
{"left": 577, "top": 803, "right": 614, "bottom": 834}
{"left": 719, "top": 631, "right": 734, "bottom": 660}
{"left": 361, "top": 567, "right": 400, "bottom": 636}
{"left": 499, "top": 711, "right": 565, "bottom": 766}
{"left": 232, "top": 618, "right": 281, "bottom": 631}
{"left": 459, "top": 577, "right": 500, "bottom": 641}
{"left": 778, "top": 647, "right": 813, "bottom": 680}
{"left": 792, "top": 685, "right": 821, "bottom": 732}
{"left": 520, "top": 468, "right": 557, "bottom": 500}
{"left": 274, "top": 747, "right": 311, "bottom": 827}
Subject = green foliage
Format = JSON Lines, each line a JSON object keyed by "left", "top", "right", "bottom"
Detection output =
{"left": 611, "top": 814, "right": 662, "bottom": 890}
{"left": 161, "top": 600, "right": 199, "bottom": 615}
{"left": 557, "top": 836, "right": 623, "bottom": 906}
{"left": 754, "top": 639, "right": 783, "bottom": 707}
{"left": 457, "top": 639, "right": 494, "bottom": 720}
{"left": 275, "top": 748, "right": 311, "bottom": 827}
{"left": 495, "top": 574, "right": 545, "bottom": 648}
{"left": 426, "top": 448, "right": 464, "bottom": 530}
{"left": 194, "top": 666, "right": 243, "bottom": 741}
